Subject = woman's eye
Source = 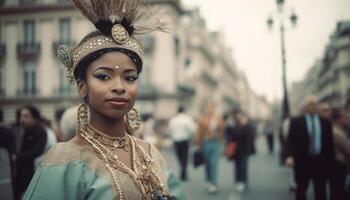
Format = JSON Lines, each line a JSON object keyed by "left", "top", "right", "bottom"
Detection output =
{"left": 125, "top": 75, "right": 138, "bottom": 82}
{"left": 93, "top": 74, "right": 110, "bottom": 80}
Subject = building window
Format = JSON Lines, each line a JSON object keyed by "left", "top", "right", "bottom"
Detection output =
{"left": 23, "top": 20, "right": 35, "bottom": 44}
{"left": 174, "top": 36, "right": 180, "bottom": 57}
{"left": 59, "top": 18, "right": 71, "bottom": 42}
{"left": 185, "top": 57, "right": 191, "bottom": 69}
{"left": 23, "top": 61, "right": 36, "bottom": 95}
{"left": 0, "top": 66, "right": 3, "bottom": 95}
{"left": 139, "top": 57, "right": 150, "bottom": 85}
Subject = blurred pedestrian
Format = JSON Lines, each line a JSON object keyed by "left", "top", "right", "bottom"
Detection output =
{"left": 53, "top": 108, "right": 66, "bottom": 142}
{"left": 59, "top": 105, "right": 78, "bottom": 142}
{"left": 34, "top": 117, "right": 57, "bottom": 169}
{"left": 226, "top": 110, "right": 255, "bottom": 192}
{"left": 279, "top": 114, "right": 297, "bottom": 191}
{"left": 195, "top": 102, "right": 224, "bottom": 194}
{"left": 319, "top": 102, "right": 332, "bottom": 121}
{"left": 14, "top": 105, "right": 47, "bottom": 200}
{"left": 11, "top": 108, "right": 24, "bottom": 157}
{"left": 142, "top": 114, "right": 158, "bottom": 147}
{"left": 286, "top": 96, "right": 335, "bottom": 200}
{"left": 264, "top": 119, "right": 274, "bottom": 154}
{"left": 168, "top": 106, "right": 196, "bottom": 181}
{"left": 224, "top": 111, "right": 235, "bottom": 141}
{"left": 329, "top": 108, "right": 350, "bottom": 200}
{"left": 0, "top": 111, "right": 16, "bottom": 198}
{"left": 343, "top": 97, "right": 350, "bottom": 198}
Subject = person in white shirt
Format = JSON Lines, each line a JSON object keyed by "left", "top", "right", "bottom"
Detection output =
{"left": 168, "top": 106, "right": 196, "bottom": 181}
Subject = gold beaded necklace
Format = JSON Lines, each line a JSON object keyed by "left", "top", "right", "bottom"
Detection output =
{"left": 79, "top": 125, "right": 170, "bottom": 200}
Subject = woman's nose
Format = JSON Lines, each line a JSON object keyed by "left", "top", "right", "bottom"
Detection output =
{"left": 111, "top": 78, "right": 126, "bottom": 94}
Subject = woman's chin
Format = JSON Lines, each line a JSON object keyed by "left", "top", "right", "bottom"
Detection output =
{"left": 103, "top": 110, "right": 128, "bottom": 120}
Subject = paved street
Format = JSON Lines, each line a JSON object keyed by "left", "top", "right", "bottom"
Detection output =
{"left": 1, "top": 136, "right": 309, "bottom": 200}
{"left": 162, "top": 136, "right": 298, "bottom": 200}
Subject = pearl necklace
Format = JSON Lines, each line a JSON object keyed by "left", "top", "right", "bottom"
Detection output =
{"left": 87, "top": 124, "right": 130, "bottom": 151}
{"left": 79, "top": 126, "right": 169, "bottom": 200}
{"left": 80, "top": 130, "right": 124, "bottom": 199}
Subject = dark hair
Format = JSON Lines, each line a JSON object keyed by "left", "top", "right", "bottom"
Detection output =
{"left": 232, "top": 108, "right": 241, "bottom": 115}
{"left": 345, "top": 97, "right": 350, "bottom": 109}
{"left": 20, "top": 105, "right": 41, "bottom": 121}
{"left": 178, "top": 106, "right": 185, "bottom": 113}
{"left": 74, "top": 31, "right": 142, "bottom": 81}
{"left": 40, "top": 117, "right": 52, "bottom": 127}
{"left": 331, "top": 108, "right": 343, "bottom": 121}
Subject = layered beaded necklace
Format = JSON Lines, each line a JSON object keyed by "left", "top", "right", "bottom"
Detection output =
{"left": 79, "top": 124, "right": 172, "bottom": 200}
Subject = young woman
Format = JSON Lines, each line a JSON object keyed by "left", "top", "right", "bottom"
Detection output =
{"left": 195, "top": 102, "right": 224, "bottom": 194}
{"left": 23, "top": 0, "right": 184, "bottom": 199}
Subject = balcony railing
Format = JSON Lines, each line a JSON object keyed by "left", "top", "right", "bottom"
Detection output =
{"left": 0, "top": 43, "right": 5, "bottom": 60}
{"left": 53, "top": 40, "right": 77, "bottom": 53}
{"left": 19, "top": 0, "right": 36, "bottom": 5}
{"left": 17, "top": 42, "right": 41, "bottom": 60}
{"left": 53, "top": 86, "right": 73, "bottom": 96}
{"left": 17, "top": 88, "right": 38, "bottom": 96}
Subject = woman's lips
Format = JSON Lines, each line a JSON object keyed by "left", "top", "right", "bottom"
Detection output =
{"left": 107, "top": 99, "right": 129, "bottom": 108}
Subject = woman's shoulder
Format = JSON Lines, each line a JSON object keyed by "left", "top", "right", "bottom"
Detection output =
{"left": 42, "top": 137, "right": 93, "bottom": 167}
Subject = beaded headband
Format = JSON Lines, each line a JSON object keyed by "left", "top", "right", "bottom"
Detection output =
{"left": 57, "top": 0, "right": 167, "bottom": 83}
{"left": 58, "top": 33, "right": 143, "bottom": 82}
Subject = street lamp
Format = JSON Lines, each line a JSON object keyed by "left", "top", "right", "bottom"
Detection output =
{"left": 266, "top": 0, "right": 298, "bottom": 119}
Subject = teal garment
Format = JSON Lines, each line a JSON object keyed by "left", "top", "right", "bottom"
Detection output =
{"left": 23, "top": 137, "right": 186, "bottom": 200}
{"left": 166, "top": 170, "right": 187, "bottom": 200}
{"left": 202, "top": 138, "right": 222, "bottom": 186}
{"left": 24, "top": 160, "right": 114, "bottom": 200}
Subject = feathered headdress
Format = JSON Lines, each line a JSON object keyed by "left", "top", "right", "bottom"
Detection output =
{"left": 57, "top": 0, "right": 168, "bottom": 82}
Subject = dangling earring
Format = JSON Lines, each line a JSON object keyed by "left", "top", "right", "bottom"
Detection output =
{"left": 77, "top": 103, "right": 89, "bottom": 133}
{"left": 125, "top": 108, "right": 141, "bottom": 134}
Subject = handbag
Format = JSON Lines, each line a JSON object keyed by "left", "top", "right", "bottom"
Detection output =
{"left": 193, "top": 149, "right": 205, "bottom": 168}
{"left": 225, "top": 142, "right": 237, "bottom": 159}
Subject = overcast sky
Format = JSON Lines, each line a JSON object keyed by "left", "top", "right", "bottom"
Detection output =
{"left": 181, "top": 0, "right": 350, "bottom": 102}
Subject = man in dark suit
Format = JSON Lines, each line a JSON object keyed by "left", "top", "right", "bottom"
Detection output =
{"left": 286, "top": 96, "right": 335, "bottom": 200}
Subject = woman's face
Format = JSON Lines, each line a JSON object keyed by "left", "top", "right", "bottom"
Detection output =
{"left": 78, "top": 51, "right": 138, "bottom": 120}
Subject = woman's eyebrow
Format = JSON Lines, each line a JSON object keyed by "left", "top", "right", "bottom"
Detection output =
{"left": 124, "top": 68, "right": 137, "bottom": 73}
{"left": 94, "top": 66, "right": 114, "bottom": 72}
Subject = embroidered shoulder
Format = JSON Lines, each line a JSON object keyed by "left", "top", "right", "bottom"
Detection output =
{"left": 42, "top": 138, "right": 108, "bottom": 177}
{"left": 42, "top": 141, "right": 84, "bottom": 166}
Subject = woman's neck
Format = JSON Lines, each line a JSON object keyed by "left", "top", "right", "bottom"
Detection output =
{"left": 89, "top": 110, "right": 126, "bottom": 138}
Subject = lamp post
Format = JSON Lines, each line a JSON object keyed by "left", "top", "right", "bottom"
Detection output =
{"left": 267, "top": 0, "right": 298, "bottom": 119}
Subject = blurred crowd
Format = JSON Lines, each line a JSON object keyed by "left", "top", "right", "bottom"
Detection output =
{"left": 1, "top": 96, "right": 350, "bottom": 200}
{"left": 282, "top": 96, "right": 350, "bottom": 200}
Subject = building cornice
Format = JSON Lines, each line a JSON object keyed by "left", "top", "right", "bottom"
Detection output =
{"left": 0, "top": 95, "right": 79, "bottom": 105}
{"left": 0, "top": 0, "right": 184, "bottom": 16}
{"left": 0, "top": 3, "right": 74, "bottom": 16}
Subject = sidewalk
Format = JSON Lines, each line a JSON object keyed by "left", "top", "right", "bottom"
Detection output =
{"left": 161, "top": 136, "right": 296, "bottom": 200}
